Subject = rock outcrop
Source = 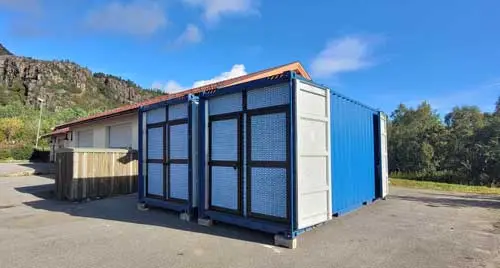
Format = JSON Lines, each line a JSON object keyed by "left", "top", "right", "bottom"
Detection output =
{"left": 0, "top": 44, "right": 161, "bottom": 111}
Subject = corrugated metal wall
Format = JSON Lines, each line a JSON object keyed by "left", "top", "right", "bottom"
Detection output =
{"left": 330, "top": 92, "right": 377, "bottom": 215}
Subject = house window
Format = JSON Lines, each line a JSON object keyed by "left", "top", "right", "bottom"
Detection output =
{"left": 108, "top": 123, "right": 132, "bottom": 149}
{"left": 77, "top": 130, "right": 94, "bottom": 147}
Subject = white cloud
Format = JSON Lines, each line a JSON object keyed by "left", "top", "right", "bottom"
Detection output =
{"left": 152, "top": 80, "right": 185, "bottom": 93}
{"left": 152, "top": 64, "right": 247, "bottom": 93}
{"left": 85, "top": 1, "right": 167, "bottom": 35}
{"left": 311, "top": 36, "right": 376, "bottom": 78}
{"left": 172, "top": 24, "right": 203, "bottom": 47}
{"left": 192, "top": 64, "right": 247, "bottom": 87}
{"left": 183, "top": 0, "right": 258, "bottom": 23}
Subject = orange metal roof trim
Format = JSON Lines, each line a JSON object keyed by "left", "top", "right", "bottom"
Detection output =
{"left": 53, "top": 62, "right": 310, "bottom": 131}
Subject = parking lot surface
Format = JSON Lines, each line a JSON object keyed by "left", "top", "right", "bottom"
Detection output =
{"left": 0, "top": 175, "right": 499, "bottom": 268}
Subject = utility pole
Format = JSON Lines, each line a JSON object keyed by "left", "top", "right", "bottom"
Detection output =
{"left": 35, "top": 98, "right": 45, "bottom": 148}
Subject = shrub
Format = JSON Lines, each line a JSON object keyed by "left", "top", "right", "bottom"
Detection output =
{"left": 10, "top": 146, "right": 33, "bottom": 160}
{"left": 0, "top": 117, "right": 23, "bottom": 142}
{"left": 390, "top": 170, "right": 465, "bottom": 185}
{"left": 31, "top": 148, "right": 50, "bottom": 162}
{"left": 0, "top": 149, "right": 11, "bottom": 160}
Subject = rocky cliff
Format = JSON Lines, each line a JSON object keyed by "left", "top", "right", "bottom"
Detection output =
{"left": 0, "top": 44, "right": 12, "bottom": 56}
{"left": 0, "top": 45, "right": 162, "bottom": 111}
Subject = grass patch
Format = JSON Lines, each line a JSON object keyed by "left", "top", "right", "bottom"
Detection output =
{"left": 390, "top": 178, "right": 500, "bottom": 195}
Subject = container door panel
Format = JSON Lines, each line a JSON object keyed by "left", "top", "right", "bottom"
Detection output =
{"left": 168, "top": 121, "right": 189, "bottom": 201}
{"left": 147, "top": 163, "right": 164, "bottom": 196}
{"left": 294, "top": 79, "right": 331, "bottom": 229}
{"left": 247, "top": 111, "right": 289, "bottom": 221}
{"left": 146, "top": 125, "right": 165, "bottom": 197}
{"left": 209, "top": 116, "right": 242, "bottom": 213}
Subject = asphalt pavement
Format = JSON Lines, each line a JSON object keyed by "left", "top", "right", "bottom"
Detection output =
{"left": 0, "top": 175, "right": 499, "bottom": 268}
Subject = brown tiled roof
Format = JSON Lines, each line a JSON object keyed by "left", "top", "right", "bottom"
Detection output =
{"left": 53, "top": 62, "right": 309, "bottom": 131}
{"left": 41, "top": 127, "right": 70, "bottom": 138}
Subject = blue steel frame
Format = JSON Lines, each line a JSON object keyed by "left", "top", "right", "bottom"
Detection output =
{"left": 289, "top": 74, "right": 297, "bottom": 238}
{"left": 197, "top": 71, "right": 296, "bottom": 235}
{"left": 138, "top": 94, "right": 198, "bottom": 215}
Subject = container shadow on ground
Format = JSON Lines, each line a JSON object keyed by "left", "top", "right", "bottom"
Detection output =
{"left": 391, "top": 191, "right": 500, "bottom": 209}
{"left": 15, "top": 183, "right": 273, "bottom": 245}
{"left": 14, "top": 163, "right": 55, "bottom": 179}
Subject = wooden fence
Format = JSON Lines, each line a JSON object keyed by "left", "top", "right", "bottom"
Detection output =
{"left": 55, "top": 148, "right": 138, "bottom": 201}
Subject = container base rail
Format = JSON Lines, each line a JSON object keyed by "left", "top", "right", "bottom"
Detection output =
{"left": 137, "top": 200, "right": 197, "bottom": 222}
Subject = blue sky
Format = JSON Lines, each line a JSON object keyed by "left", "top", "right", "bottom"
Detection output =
{"left": 1, "top": 0, "right": 499, "bottom": 115}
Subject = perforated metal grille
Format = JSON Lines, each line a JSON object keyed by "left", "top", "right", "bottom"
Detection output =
{"left": 211, "top": 166, "right": 238, "bottom": 210}
{"left": 211, "top": 119, "right": 238, "bottom": 161}
{"left": 147, "top": 127, "right": 163, "bottom": 160}
{"left": 247, "top": 83, "right": 289, "bottom": 110}
{"left": 147, "top": 163, "right": 163, "bottom": 196}
{"left": 147, "top": 107, "right": 166, "bottom": 124}
{"left": 168, "top": 103, "right": 188, "bottom": 120}
{"left": 209, "top": 93, "right": 242, "bottom": 115}
{"left": 170, "top": 164, "right": 188, "bottom": 200}
{"left": 250, "top": 167, "right": 287, "bottom": 218}
{"left": 251, "top": 113, "right": 287, "bottom": 161}
{"left": 169, "top": 124, "right": 188, "bottom": 159}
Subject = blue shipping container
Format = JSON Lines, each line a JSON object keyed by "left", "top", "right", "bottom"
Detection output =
{"left": 330, "top": 92, "right": 379, "bottom": 215}
{"left": 137, "top": 71, "right": 388, "bottom": 248}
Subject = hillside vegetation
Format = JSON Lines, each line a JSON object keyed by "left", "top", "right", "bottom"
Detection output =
{"left": 0, "top": 43, "right": 164, "bottom": 159}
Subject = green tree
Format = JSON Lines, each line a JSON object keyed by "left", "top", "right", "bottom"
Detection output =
{"left": 444, "top": 106, "right": 486, "bottom": 184}
{"left": 388, "top": 102, "right": 445, "bottom": 173}
{"left": 495, "top": 96, "right": 500, "bottom": 115}
{"left": 0, "top": 117, "right": 23, "bottom": 143}
{"left": 389, "top": 97, "right": 500, "bottom": 187}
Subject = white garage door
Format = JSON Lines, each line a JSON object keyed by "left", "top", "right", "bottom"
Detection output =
{"left": 108, "top": 123, "right": 132, "bottom": 148}
{"left": 77, "top": 130, "right": 94, "bottom": 147}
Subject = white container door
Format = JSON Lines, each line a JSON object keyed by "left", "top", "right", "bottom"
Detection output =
{"left": 380, "top": 113, "right": 389, "bottom": 198}
{"left": 294, "top": 79, "right": 332, "bottom": 229}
